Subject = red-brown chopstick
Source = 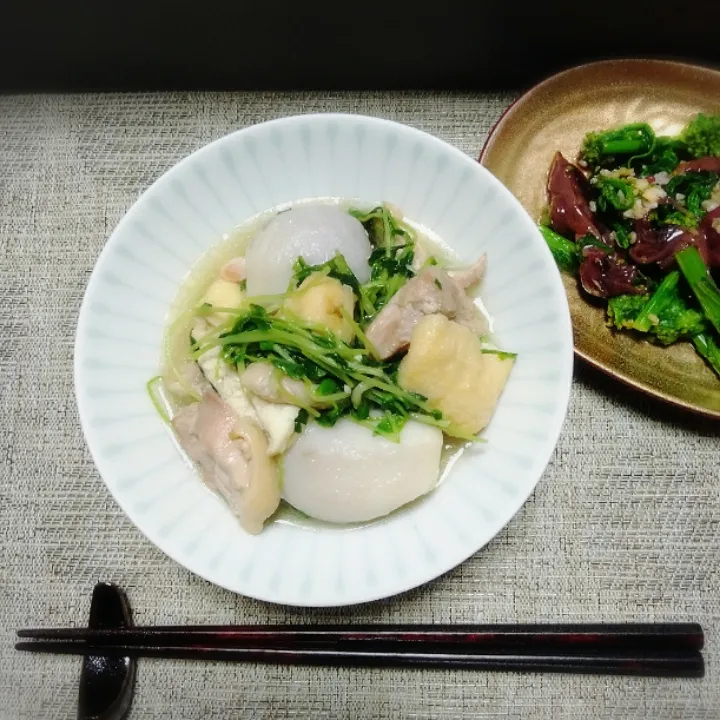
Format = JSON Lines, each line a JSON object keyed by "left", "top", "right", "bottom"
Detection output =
{"left": 15, "top": 623, "right": 704, "bottom": 677}
{"left": 14, "top": 641, "right": 703, "bottom": 677}
{"left": 16, "top": 622, "right": 704, "bottom": 651}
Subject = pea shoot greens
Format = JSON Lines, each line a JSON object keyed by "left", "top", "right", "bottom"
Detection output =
{"left": 186, "top": 205, "right": 480, "bottom": 442}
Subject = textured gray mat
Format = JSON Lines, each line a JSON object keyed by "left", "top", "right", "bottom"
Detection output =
{"left": 0, "top": 92, "right": 718, "bottom": 719}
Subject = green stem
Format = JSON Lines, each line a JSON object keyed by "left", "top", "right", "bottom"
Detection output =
{"left": 146, "top": 376, "right": 171, "bottom": 425}
{"left": 633, "top": 272, "right": 680, "bottom": 333}
{"left": 676, "top": 247, "right": 720, "bottom": 335}
{"left": 692, "top": 333, "right": 720, "bottom": 378}
{"left": 538, "top": 225, "right": 579, "bottom": 272}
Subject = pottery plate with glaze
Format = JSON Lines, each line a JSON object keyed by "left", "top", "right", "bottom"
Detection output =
{"left": 480, "top": 59, "right": 720, "bottom": 417}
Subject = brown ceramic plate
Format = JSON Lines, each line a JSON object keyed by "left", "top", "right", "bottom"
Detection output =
{"left": 480, "top": 58, "right": 720, "bottom": 418}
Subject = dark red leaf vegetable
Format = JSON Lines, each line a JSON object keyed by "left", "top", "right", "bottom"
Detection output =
{"left": 701, "top": 207, "right": 720, "bottom": 267}
{"left": 547, "top": 152, "right": 605, "bottom": 241}
{"left": 579, "top": 246, "right": 646, "bottom": 298}
{"left": 629, "top": 220, "right": 700, "bottom": 270}
{"left": 676, "top": 157, "right": 720, "bottom": 174}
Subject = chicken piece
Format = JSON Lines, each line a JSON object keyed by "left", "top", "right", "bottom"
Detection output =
{"left": 398, "top": 314, "right": 514, "bottom": 434}
{"left": 165, "top": 360, "right": 212, "bottom": 401}
{"left": 172, "top": 391, "right": 280, "bottom": 534}
{"left": 240, "top": 362, "right": 313, "bottom": 407}
{"left": 220, "top": 256, "right": 246, "bottom": 283}
{"left": 365, "top": 267, "right": 488, "bottom": 359}
{"left": 447, "top": 254, "right": 487, "bottom": 290}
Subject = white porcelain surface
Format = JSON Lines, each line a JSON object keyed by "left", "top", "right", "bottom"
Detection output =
{"left": 75, "top": 114, "right": 573, "bottom": 606}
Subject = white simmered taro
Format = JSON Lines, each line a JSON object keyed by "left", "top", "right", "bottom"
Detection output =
{"left": 153, "top": 203, "right": 515, "bottom": 534}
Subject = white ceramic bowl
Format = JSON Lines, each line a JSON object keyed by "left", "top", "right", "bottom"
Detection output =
{"left": 75, "top": 114, "right": 573, "bottom": 607}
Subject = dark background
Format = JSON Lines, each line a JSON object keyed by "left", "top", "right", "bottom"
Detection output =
{"left": 1, "top": 0, "right": 719, "bottom": 92}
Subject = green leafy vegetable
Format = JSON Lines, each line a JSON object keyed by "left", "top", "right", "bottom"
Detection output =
{"left": 681, "top": 113, "right": 720, "bottom": 158}
{"left": 316, "top": 378, "right": 340, "bottom": 396}
{"left": 637, "top": 138, "right": 683, "bottom": 176}
{"left": 578, "top": 234, "right": 614, "bottom": 253}
{"left": 581, "top": 123, "right": 656, "bottom": 168}
{"left": 692, "top": 333, "right": 720, "bottom": 378}
{"left": 664, "top": 171, "right": 719, "bottom": 220}
{"left": 639, "top": 285, "right": 706, "bottom": 346}
{"left": 649, "top": 203, "right": 698, "bottom": 230}
{"left": 481, "top": 348, "right": 517, "bottom": 360}
{"left": 348, "top": 206, "right": 417, "bottom": 320}
{"left": 607, "top": 295, "right": 649, "bottom": 329}
{"left": 544, "top": 115, "right": 720, "bottom": 384}
{"left": 676, "top": 246, "right": 720, "bottom": 336}
{"left": 632, "top": 272, "right": 682, "bottom": 333}
{"left": 538, "top": 224, "right": 579, "bottom": 272}
{"left": 350, "top": 205, "right": 415, "bottom": 247}
{"left": 194, "top": 304, "right": 475, "bottom": 442}
{"left": 607, "top": 219, "right": 633, "bottom": 249}
{"left": 361, "top": 242, "right": 415, "bottom": 315}
{"left": 631, "top": 271, "right": 706, "bottom": 345}
{"left": 294, "top": 408, "right": 310, "bottom": 433}
{"left": 594, "top": 176, "right": 635, "bottom": 212}
{"left": 292, "top": 253, "right": 362, "bottom": 295}
{"left": 608, "top": 274, "right": 706, "bottom": 345}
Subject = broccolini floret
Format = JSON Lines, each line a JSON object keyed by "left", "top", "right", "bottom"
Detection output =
{"left": 580, "top": 123, "right": 656, "bottom": 168}
{"left": 650, "top": 296, "right": 707, "bottom": 346}
{"left": 594, "top": 176, "right": 635, "bottom": 212}
{"left": 649, "top": 204, "right": 698, "bottom": 230}
{"left": 664, "top": 171, "right": 719, "bottom": 220}
{"left": 681, "top": 113, "right": 720, "bottom": 158}
{"left": 631, "top": 271, "right": 706, "bottom": 345}
{"left": 607, "top": 294, "right": 648, "bottom": 329}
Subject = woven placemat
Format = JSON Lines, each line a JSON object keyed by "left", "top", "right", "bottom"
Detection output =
{"left": 0, "top": 92, "right": 718, "bottom": 719}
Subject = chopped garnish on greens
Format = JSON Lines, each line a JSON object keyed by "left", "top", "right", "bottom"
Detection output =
{"left": 545, "top": 113, "right": 720, "bottom": 379}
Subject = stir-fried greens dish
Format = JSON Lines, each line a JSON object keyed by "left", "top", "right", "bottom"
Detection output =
{"left": 540, "top": 113, "right": 720, "bottom": 378}
{"left": 151, "top": 204, "right": 514, "bottom": 534}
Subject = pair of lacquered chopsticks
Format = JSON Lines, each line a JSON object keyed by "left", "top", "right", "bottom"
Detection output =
{"left": 16, "top": 623, "right": 705, "bottom": 677}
